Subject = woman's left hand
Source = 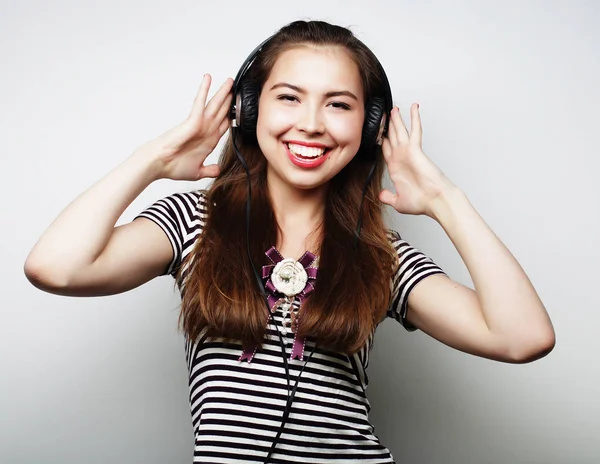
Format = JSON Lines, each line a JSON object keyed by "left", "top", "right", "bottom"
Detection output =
{"left": 380, "top": 104, "right": 457, "bottom": 218}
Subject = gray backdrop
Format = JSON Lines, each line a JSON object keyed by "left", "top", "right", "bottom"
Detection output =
{"left": 2, "top": 0, "right": 598, "bottom": 463}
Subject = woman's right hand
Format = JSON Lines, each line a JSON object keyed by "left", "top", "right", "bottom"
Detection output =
{"left": 141, "top": 74, "right": 234, "bottom": 181}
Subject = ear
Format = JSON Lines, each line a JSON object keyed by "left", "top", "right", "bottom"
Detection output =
{"left": 361, "top": 96, "right": 385, "bottom": 151}
{"left": 237, "top": 79, "right": 260, "bottom": 143}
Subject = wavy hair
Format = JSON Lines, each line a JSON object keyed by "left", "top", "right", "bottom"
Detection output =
{"left": 177, "top": 20, "right": 397, "bottom": 354}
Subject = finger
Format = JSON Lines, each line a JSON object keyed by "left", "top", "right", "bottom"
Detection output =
{"left": 217, "top": 115, "right": 230, "bottom": 135}
{"left": 410, "top": 103, "right": 422, "bottom": 146}
{"left": 379, "top": 188, "right": 398, "bottom": 206}
{"left": 197, "top": 163, "right": 221, "bottom": 180}
{"left": 214, "top": 91, "right": 234, "bottom": 124}
{"left": 205, "top": 78, "right": 234, "bottom": 118}
{"left": 381, "top": 137, "right": 393, "bottom": 161}
{"left": 189, "top": 74, "right": 212, "bottom": 119}
{"left": 385, "top": 108, "right": 398, "bottom": 146}
{"left": 391, "top": 106, "right": 410, "bottom": 144}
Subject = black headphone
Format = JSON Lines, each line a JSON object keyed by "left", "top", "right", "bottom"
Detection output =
{"left": 228, "top": 31, "right": 394, "bottom": 463}
{"left": 229, "top": 34, "right": 394, "bottom": 157}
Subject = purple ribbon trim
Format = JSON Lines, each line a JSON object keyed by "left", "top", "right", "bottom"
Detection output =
{"left": 238, "top": 247, "right": 318, "bottom": 363}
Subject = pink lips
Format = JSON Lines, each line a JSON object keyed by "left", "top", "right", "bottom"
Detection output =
{"left": 284, "top": 142, "right": 331, "bottom": 169}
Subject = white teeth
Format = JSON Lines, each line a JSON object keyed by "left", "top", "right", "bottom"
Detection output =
{"left": 287, "top": 143, "right": 327, "bottom": 158}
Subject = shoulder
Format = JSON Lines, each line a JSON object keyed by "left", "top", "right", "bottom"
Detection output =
{"left": 147, "top": 189, "right": 209, "bottom": 227}
{"left": 386, "top": 229, "right": 429, "bottom": 265}
{"left": 385, "top": 227, "right": 447, "bottom": 328}
{"left": 386, "top": 227, "right": 445, "bottom": 274}
{"left": 164, "top": 189, "right": 208, "bottom": 219}
{"left": 134, "top": 189, "right": 210, "bottom": 277}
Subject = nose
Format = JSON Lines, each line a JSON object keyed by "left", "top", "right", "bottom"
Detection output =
{"left": 295, "top": 103, "right": 325, "bottom": 135}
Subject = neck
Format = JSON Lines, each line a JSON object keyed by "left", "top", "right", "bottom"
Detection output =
{"left": 267, "top": 169, "right": 327, "bottom": 255}
{"left": 267, "top": 172, "right": 326, "bottom": 225}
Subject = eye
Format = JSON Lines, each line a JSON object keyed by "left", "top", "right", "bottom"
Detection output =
{"left": 277, "top": 94, "right": 299, "bottom": 103}
{"left": 329, "top": 101, "right": 351, "bottom": 110}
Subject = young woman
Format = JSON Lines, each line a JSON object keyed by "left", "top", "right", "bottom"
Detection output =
{"left": 25, "top": 20, "right": 555, "bottom": 464}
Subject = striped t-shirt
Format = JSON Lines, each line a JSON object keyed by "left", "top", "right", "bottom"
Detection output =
{"left": 136, "top": 190, "right": 445, "bottom": 463}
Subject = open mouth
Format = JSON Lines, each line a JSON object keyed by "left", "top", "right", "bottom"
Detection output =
{"left": 284, "top": 142, "right": 332, "bottom": 168}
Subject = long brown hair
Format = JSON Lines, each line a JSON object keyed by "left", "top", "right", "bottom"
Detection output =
{"left": 177, "top": 20, "right": 397, "bottom": 354}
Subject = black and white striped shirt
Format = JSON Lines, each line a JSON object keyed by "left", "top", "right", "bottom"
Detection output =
{"left": 136, "top": 190, "right": 445, "bottom": 463}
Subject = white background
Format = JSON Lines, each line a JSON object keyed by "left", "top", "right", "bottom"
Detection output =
{"left": 2, "top": 0, "right": 598, "bottom": 462}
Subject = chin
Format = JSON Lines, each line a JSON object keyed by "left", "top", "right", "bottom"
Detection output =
{"left": 280, "top": 172, "right": 333, "bottom": 191}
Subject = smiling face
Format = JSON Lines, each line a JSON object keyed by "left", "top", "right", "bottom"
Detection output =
{"left": 256, "top": 45, "right": 365, "bottom": 192}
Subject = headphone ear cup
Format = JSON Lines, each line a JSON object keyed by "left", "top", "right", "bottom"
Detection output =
{"left": 360, "top": 97, "right": 385, "bottom": 156}
{"left": 237, "top": 79, "right": 260, "bottom": 143}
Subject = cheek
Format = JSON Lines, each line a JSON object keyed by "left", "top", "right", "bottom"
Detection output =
{"left": 327, "top": 115, "right": 364, "bottom": 148}
{"left": 257, "top": 101, "right": 294, "bottom": 138}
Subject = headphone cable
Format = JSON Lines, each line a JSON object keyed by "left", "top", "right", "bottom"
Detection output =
{"left": 230, "top": 132, "right": 375, "bottom": 462}
{"left": 232, "top": 133, "right": 318, "bottom": 463}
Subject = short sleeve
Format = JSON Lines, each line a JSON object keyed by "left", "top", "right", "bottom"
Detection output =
{"left": 133, "top": 190, "right": 208, "bottom": 278}
{"left": 387, "top": 230, "right": 447, "bottom": 331}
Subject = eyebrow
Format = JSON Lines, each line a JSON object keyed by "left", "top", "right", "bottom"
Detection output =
{"left": 270, "top": 82, "right": 358, "bottom": 101}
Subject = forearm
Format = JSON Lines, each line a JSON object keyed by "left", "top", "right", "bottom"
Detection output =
{"left": 25, "top": 148, "right": 161, "bottom": 278}
{"left": 429, "top": 187, "right": 554, "bottom": 344}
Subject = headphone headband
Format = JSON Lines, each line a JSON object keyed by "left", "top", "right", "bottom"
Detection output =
{"left": 230, "top": 36, "right": 273, "bottom": 127}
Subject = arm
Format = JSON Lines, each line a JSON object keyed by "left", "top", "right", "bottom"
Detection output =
{"left": 24, "top": 151, "right": 172, "bottom": 296}
{"left": 380, "top": 104, "right": 555, "bottom": 363}
{"left": 405, "top": 187, "right": 555, "bottom": 363}
{"left": 24, "top": 74, "right": 233, "bottom": 297}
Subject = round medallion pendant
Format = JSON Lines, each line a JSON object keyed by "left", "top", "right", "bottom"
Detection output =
{"left": 271, "top": 258, "right": 308, "bottom": 296}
